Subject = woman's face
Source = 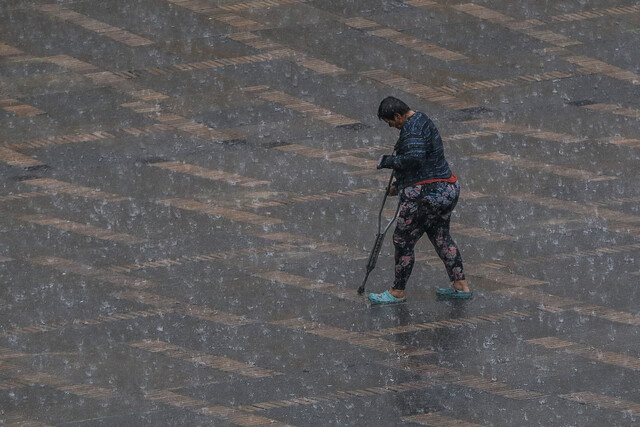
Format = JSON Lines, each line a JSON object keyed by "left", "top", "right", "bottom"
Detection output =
{"left": 384, "top": 113, "right": 405, "bottom": 130}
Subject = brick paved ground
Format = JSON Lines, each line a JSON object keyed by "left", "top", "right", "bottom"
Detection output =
{"left": 1, "top": 1, "right": 639, "bottom": 425}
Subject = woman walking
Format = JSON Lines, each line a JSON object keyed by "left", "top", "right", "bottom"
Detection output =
{"left": 368, "top": 96, "right": 471, "bottom": 305}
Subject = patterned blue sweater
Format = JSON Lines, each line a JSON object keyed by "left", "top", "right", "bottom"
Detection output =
{"left": 379, "top": 112, "right": 452, "bottom": 190}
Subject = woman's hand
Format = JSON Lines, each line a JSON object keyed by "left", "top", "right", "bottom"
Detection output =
{"left": 377, "top": 154, "right": 392, "bottom": 169}
{"left": 388, "top": 185, "right": 398, "bottom": 196}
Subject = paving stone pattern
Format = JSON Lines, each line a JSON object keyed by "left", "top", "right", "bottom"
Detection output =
{"left": 1, "top": 0, "right": 639, "bottom": 426}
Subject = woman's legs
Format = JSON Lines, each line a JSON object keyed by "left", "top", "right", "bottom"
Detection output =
{"left": 389, "top": 181, "right": 468, "bottom": 297}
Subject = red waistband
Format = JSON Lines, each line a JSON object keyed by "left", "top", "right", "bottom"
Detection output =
{"left": 412, "top": 173, "right": 457, "bottom": 186}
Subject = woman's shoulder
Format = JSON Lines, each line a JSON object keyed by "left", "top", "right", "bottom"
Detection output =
{"left": 401, "top": 112, "right": 431, "bottom": 135}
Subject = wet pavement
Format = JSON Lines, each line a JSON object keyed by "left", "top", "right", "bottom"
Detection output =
{"left": 1, "top": 0, "right": 639, "bottom": 425}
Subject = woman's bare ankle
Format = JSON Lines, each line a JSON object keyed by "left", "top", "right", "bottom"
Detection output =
{"left": 389, "top": 288, "right": 405, "bottom": 298}
{"left": 453, "top": 280, "right": 470, "bottom": 293}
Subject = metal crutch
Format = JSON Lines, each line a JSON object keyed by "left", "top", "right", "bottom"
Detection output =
{"left": 357, "top": 171, "right": 401, "bottom": 295}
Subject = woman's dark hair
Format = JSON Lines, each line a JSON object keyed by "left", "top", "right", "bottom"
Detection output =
{"left": 377, "top": 96, "right": 411, "bottom": 121}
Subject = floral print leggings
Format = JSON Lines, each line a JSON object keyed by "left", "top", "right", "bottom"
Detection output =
{"left": 392, "top": 180, "right": 465, "bottom": 290}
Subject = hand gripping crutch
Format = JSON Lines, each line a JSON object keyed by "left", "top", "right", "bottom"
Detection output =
{"left": 357, "top": 172, "right": 401, "bottom": 295}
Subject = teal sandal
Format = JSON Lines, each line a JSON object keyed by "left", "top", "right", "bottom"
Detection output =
{"left": 436, "top": 285, "right": 473, "bottom": 299}
{"left": 368, "top": 290, "right": 407, "bottom": 305}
